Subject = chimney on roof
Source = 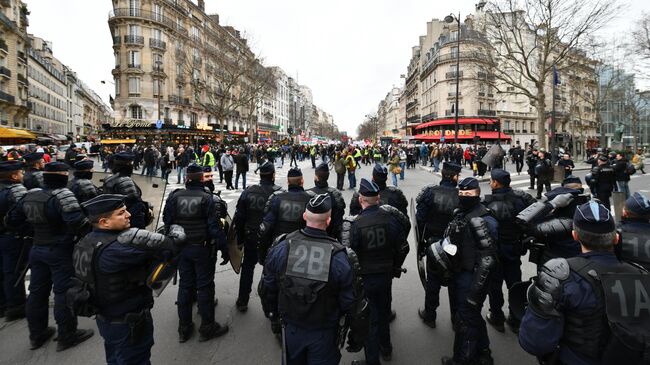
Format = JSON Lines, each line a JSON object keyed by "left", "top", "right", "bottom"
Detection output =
{"left": 198, "top": 0, "right": 205, "bottom": 11}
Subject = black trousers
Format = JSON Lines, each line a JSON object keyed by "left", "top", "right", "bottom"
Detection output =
{"left": 224, "top": 170, "right": 233, "bottom": 189}
{"left": 536, "top": 179, "right": 551, "bottom": 198}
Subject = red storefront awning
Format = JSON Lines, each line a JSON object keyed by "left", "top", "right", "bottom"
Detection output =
{"left": 413, "top": 131, "right": 511, "bottom": 141}
{"left": 416, "top": 117, "right": 497, "bottom": 130}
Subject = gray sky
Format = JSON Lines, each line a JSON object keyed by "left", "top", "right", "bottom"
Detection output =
{"left": 25, "top": 0, "right": 648, "bottom": 136}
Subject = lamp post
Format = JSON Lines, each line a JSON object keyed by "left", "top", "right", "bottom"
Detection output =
{"left": 155, "top": 60, "right": 163, "bottom": 122}
{"left": 445, "top": 12, "right": 461, "bottom": 145}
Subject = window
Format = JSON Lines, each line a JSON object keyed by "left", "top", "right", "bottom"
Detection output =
{"left": 153, "top": 4, "right": 163, "bottom": 21}
{"left": 114, "top": 52, "right": 120, "bottom": 67}
{"left": 450, "top": 46, "right": 459, "bottom": 57}
{"left": 192, "top": 69, "right": 200, "bottom": 81}
{"left": 190, "top": 112, "right": 197, "bottom": 127}
{"left": 153, "top": 80, "right": 164, "bottom": 96}
{"left": 530, "top": 121, "right": 535, "bottom": 133}
{"left": 128, "top": 24, "right": 140, "bottom": 36}
{"left": 152, "top": 53, "right": 163, "bottom": 69}
{"left": 128, "top": 77, "right": 140, "bottom": 95}
{"left": 128, "top": 50, "right": 140, "bottom": 67}
{"left": 152, "top": 28, "right": 162, "bottom": 41}
{"left": 115, "top": 78, "right": 120, "bottom": 96}
{"left": 178, "top": 111, "right": 184, "bottom": 125}
{"left": 515, "top": 121, "right": 520, "bottom": 132}
{"left": 450, "top": 30, "right": 458, "bottom": 42}
{"left": 176, "top": 63, "right": 182, "bottom": 75}
{"left": 130, "top": 105, "right": 142, "bottom": 119}
{"left": 129, "top": 0, "right": 140, "bottom": 16}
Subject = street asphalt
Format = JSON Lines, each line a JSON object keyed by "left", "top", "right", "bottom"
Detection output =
{"left": 1, "top": 158, "right": 649, "bottom": 365}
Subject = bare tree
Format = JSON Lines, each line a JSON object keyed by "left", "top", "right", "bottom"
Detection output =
{"left": 632, "top": 12, "right": 650, "bottom": 59}
{"left": 478, "top": 0, "right": 620, "bottom": 149}
{"left": 356, "top": 114, "right": 378, "bottom": 141}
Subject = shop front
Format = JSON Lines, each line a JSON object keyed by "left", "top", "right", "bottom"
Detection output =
{"left": 414, "top": 117, "right": 511, "bottom": 145}
{"left": 100, "top": 119, "right": 221, "bottom": 147}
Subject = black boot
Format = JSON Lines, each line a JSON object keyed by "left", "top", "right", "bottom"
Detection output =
{"left": 4, "top": 305, "right": 26, "bottom": 322}
{"left": 505, "top": 315, "right": 520, "bottom": 334}
{"left": 198, "top": 322, "right": 229, "bottom": 342}
{"left": 56, "top": 329, "right": 94, "bottom": 352}
{"left": 178, "top": 322, "right": 194, "bottom": 343}
{"left": 418, "top": 308, "right": 436, "bottom": 328}
{"left": 30, "top": 327, "right": 56, "bottom": 350}
{"left": 477, "top": 349, "right": 494, "bottom": 365}
{"left": 235, "top": 297, "right": 248, "bottom": 313}
{"left": 485, "top": 313, "right": 505, "bottom": 333}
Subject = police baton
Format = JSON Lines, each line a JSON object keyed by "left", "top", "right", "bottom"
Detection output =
{"left": 14, "top": 264, "right": 29, "bottom": 288}
{"left": 281, "top": 323, "right": 288, "bottom": 365}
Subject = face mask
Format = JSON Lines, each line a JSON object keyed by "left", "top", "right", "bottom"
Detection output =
{"left": 459, "top": 195, "right": 481, "bottom": 211}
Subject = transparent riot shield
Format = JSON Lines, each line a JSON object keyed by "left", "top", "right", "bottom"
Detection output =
{"left": 91, "top": 172, "right": 168, "bottom": 231}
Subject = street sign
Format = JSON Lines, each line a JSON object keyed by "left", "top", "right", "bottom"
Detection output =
{"left": 155, "top": 120, "right": 163, "bottom": 129}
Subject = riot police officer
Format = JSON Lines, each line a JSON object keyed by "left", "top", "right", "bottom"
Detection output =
{"left": 415, "top": 162, "right": 461, "bottom": 327}
{"left": 344, "top": 178, "right": 410, "bottom": 364}
{"left": 525, "top": 147, "right": 538, "bottom": 190}
{"left": 163, "top": 164, "right": 229, "bottom": 342}
{"left": 588, "top": 155, "right": 616, "bottom": 209}
{"left": 349, "top": 164, "right": 408, "bottom": 217}
{"left": 7, "top": 162, "right": 93, "bottom": 351}
{"left": 234, "top": 161, "right": 282, "bottom": 312}
{"left": 519, "top": 201, "right": 649, "bottom": 365}
{"left": 0, "top": 161, "right": 28, "bottom": 321}
{"left": 483, "top": 169, "right": 535, "bottom": 333}
{"left": 68, "top": 159, "right": 99, "bottom": 204}
{"left": 71, "top": 194, "right": 187, "bottom": 364}
{"left": 308, "top": 163, "right": 346, "bottom": 238}
{"left": 516, "top": 177, "right": 590, "bottom": 264}
{"left": 103, "top": 152, "right": 149, "bottom": 229}
{"left": 426, "top": 177, "right": 498, "bottom": 365}
{"left": 618, "top": 192, "right": 650, "bottom": 271}
{"left": 23, "top": 152, "right": 45, "bottom": 190}
{"left": 257, "top": 167, "right": 315, "bottom": 264}
{"left": 260, "top": 194, "right": 369, "bottom": 365}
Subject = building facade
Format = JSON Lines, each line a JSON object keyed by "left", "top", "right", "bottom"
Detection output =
{"left": 0, "top": 0, "right": 30, "bottom": 132}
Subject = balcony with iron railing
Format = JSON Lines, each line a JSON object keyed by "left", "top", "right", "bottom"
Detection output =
{"left": 445, "top": 109, "right": 465, "bottom": 116}
{"left": 477, "top": 109, "right": 496, "bottom": 116}
{"left": 0, "top": 66, "right": 11, "bottom": 78}
{"left": 448, "top": 92, "right": 461, "bottom": 97}
{"left": 175, "top": 49, "right": 186, "bottom": 59}
{"left": 124, "top": 35, "right": 145, "bottom": 45}
{"left": 17, "top": 51, "right": 26, "bottom": 63}
{"left": 163, "top": 0, "right": 188, "bottom": 16}
{"left": 0, "top": 90, "right": 15, "bottom": 104}
{"left": 445, "top": 71, "right": 463, "bottom": 79}
{"left": 127, "top": 63, "right": 142, "bottom": 69}
{"left": 0, "top": 39, "right": 7, "bottom": 54}
{"left": 149, "top": 38, "right": 166, "bottom": 50}
{"left": 109, "top": 8, "right": 186, "bottom": 35}
{"left": 406, "top": 100, "right": 418, "bottom": 110}
{"left": 112, "top": 36, "right": 121, "bottom": 45}
{"left": 169, "top": 95, "right": 191, "bottom": 106}
{"left": 17, "top": 73, "right": 27, "bottom": 85}
{"left": 192, "top": 56, "right": 202, "bottom": 66}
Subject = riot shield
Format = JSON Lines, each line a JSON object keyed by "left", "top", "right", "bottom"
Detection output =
{"left": 612, "top": 191, "right": 626, "bottom": 224}
{"left": 91, "top": 172, "right": 167, "bottom": 231}
{"left": 410, "top": 197, "right": 427, "bottom": 290}
{"left": 481, "top": 144, "right": 505, "bottom": 168}
{"left": 508, "top": 279, "right": 532, "bottom": 322}
{"left": 222, "top": 213, "right": 244, "bottom": 274}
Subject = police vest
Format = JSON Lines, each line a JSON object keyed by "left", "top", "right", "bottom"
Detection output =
{"left": 278, "top": 230, "right": 342, "bottom": 326}
{"left": 563, "top": 257, "right": 649, "bottom": 363}
{"left": 0, "top": 183, "right": 26, "bottom": 231}
{"left": 172, "top": 188, "right": 211, "bottom": 243}
{"left": 103, "top": 174, "right": 142, "bottom": 199}
{"left": 355, "top": 209, "right": 394, "bottom": 274}
{"left": 378, "top": 186, "right": 406, "bottom": 215}
{"left": 273, "top": 191, "right": 311, "bottom": 238}
{"left": 69, "top": 179, "right": 98, "bottom": 204}
{"left": 458, "top": 205, "right": 491, "bottom": 272}
{"left": 24, "top": 169, "right": 44, "bottom": 190}
{"left": 620, "top": 221, "right": 650, "bottom": 272}
{"left": 425, "top": 185, "right": 459, "bottom": 239}
{"left": 245, "top": 184, "right": 280, "bottom": 233}
{"left": 73, "top": 231, "right": 149, "bottom": 311}
{"left": 22, "top": 189, "right": 65, "bottom": 245}
{"left": 484, "top": 192, "right": 522, "bottom": 243}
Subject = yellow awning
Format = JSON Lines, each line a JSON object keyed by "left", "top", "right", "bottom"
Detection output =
{"left": 100, "top": 139, "right": 136, "bottom": 145}
{"left": 0, "top": 127, "right": 36, "bottom": 139}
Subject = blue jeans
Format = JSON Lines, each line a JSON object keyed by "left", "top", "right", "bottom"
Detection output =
{"left": 177, "top": 166, "right": 186, "bottom": 184}
{"left": 433, "top": 158, "right": 440, "bottom": 172}
{"left": 399, "top": 162, "right": 405, "bottom": 179}
{"left": 347, "top": 170, "right": 356, "bottom": 189}
{"left": 235, "top": 171, "right": 246, "bottom": 189}
{"left": 177, "top": 244, "right": 217, "bottom": 325}
{"left": 616, "top": 180, "right": 630, "bottom": 199}
{"left": 391, "top": 172, "right": 398, "bottom": 187}
{"left": 362, "top": 274, "right": 392, "bottom": 364}
{"left": 96, "top": 312, "right": 154, "bottom": 365}
{"left": 26, "top": 245, "right": 76, "bottom": 338}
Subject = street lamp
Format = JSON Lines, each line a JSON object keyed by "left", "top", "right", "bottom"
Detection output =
{"left": 155, "top": 60, "right": 163, "bottom": 122}
{"left": 445, "top": 12, "right": 461, "bottom": 145}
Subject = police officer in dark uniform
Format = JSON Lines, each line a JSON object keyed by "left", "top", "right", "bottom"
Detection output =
{"left": 23, "top": 152, "right": 45, "bottom": 190}
{"left": 308, "top": 163, "right": 346, "bottom": 238}
{"left": 0, "top": 161, "right": 28, "bottom": 321}
{"left": 415, "top": 162, "right": 461, "bottom": 327}
{"left": 516, "top": 177, "right": 590, "bottom": 264}
{"left": 7, "top": 162, "right": 93, "bottom": 351}
{"left": 71, "top": 194, "right": 187, "bottom": 364}
{"left": 519, "top": 201, "right": 649, "bottom": 365}
{"left": 234, "top": 161, "right": 282, "bottom": 312}
{"left": 260, "top": 194, "right": 369, "bottom": 365}
{"left": 426, "top": 177, "right": 498, "bottom": 365}
{"left": 344, "top": 178, "right": 410, "bottom": 365}
{"left": 588, "top": 154, "right": 617, "bottom": 210}
{"left": 483, "top": 169, "right": 535, "bottom": 333}
{"left": 202, "top": 165, "right": 216, "bottom": 193}
{"left": 257, "top": 167, "right": 315, "bottom": 264}
{"left": 525, "top": 147, "right": 538, "bottom": 190}
{"left": 618, "top": 192, "right": 650, "bottom": 271}
{"left": 163, "top": 164, "right": 229, "bottom": 342}
{"left": 103, "top": 152, "right": 149, "bottom": 229}
{"left": 68, "top": 159, "right": 99, "bottom": 204}
{"left": 349, "top": 164, "right": 408, "bottom": 217}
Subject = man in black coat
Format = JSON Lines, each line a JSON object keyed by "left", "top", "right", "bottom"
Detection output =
{"left": 234, "top": 148, "right": 249, "bottom": 190}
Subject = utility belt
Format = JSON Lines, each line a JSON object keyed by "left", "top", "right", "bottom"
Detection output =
{"left": 97, "top": 309, "right": 152, "bottom": 345}
{"left": 189, "top": 240, "right": 211, "bottom": 246}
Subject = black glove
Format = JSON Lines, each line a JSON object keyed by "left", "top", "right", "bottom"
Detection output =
{"left": 269, "top": 314, "right": 281, "bottom": 335}
{"left": 345, "top": 330, "right": 363, "bottom": 353}
{"left": 219, "top": 248, "right": 230, "bottom": 266}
